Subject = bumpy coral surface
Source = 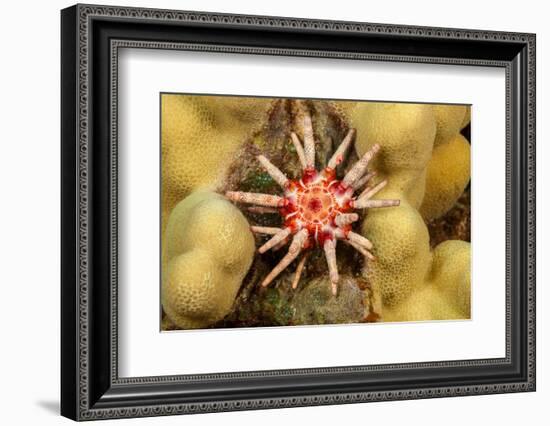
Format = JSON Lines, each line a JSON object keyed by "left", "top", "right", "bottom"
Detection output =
{"left": 383, "top": 240, "right": 471, "bottom": 321}
{"left": 361, "top": 199, "right": 431, "bottom": 307}
{"left": 351, "top": 102, "right": 436, "bottom": 209}
{"left": 162, "top": 191, "right": 255, "bottom": 329}
{"left": 433, "top": 105, "right": 468, "bottom": 147}
{"left": 226, "top": 103, "right": 400, "bottom": 295}
{"left": 420, "top": 133, "right": 471, "bottom": 220}
{"left": 346, "top": 101, "right": 471, "bottom": 320}
{"left": 161, "top": 95, "right": 271, "bottom": 233}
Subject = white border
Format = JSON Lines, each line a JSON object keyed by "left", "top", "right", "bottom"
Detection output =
{"left": 118, "top": 48, "right": 506, "bottom": 377}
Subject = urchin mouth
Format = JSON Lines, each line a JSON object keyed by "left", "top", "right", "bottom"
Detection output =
{"left": 297, "top": 185, "right": 336, "bottom": 224}
{"left": 307, "top": 197, "right": 322, "bottom": 213}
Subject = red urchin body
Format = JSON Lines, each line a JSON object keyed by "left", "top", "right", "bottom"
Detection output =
{"left": 280, "top": 168, "right": 354, "bottom": 250}
{"left": 226, "top": 105, "right": 400, "bottom": 295}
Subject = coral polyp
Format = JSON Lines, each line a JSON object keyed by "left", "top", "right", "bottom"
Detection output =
{"left": 226, "top": 106, "right": 400, "bottom": 296}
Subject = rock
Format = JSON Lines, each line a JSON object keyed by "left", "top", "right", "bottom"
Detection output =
{"left": 291, "top": 275, "right": 366, "bottom": 325}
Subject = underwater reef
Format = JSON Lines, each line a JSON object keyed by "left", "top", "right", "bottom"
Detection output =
{"left": 161, "top": 95, "right": 471, "bottom": 330}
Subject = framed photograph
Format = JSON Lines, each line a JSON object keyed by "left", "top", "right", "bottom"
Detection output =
{"left": 61, "top": 4, "right": 536, "bottom": 421}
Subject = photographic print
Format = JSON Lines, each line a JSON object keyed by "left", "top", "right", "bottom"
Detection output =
{"left": 160, "top": 95, "right": 471, "bottom": 331}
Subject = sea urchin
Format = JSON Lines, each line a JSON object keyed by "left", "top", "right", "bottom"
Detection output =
{"left": 226, "top": 106, "right": 400, "bottom": 295}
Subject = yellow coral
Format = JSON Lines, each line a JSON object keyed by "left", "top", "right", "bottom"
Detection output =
{"left": 384, "top": 240, "right": 470, "bottom": 321}
{"left": 383, "top": 285, "right": 461, "bottom": 322}
{"left": 361, "top": 200, "right": 431, "bottom": 307}
{"left": 162, "top": 191, "right": 255, "bottom": 329}
{"left": 340, "top": 100, "right": 471, "bottom": 321}
{"left": 349, "top": 102, "right": 436, "bottom": 209}
{"left": 433, "top": 104, "right": 467, "bottom": 147}
{"left": 461, "top": 105, "right": 471, "bottom": 130}
{"left": 419, "top": 133, "right": 471, "bottom": 220}
{"left": 161, "top": 94, "right": 271, "bottom": 233}
{"left": 352, "top": 103, "right": 436, "bottom": 174}
{"left": 429, "top": 240, "right": 471, "bottom": 318}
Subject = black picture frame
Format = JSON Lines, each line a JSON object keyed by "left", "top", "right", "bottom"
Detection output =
{"left": 61, "top": 4, "right": 536, "bottom": 421}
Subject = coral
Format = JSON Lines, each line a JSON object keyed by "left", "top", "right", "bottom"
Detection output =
{"left": 161, "top": 94, "right": 271, "bottom": 233}
{"left": 419, "top": 133, "right": 471, "bottom": 220}
{"left": 361, "top": 200, "right": 431, "bottom": 307}
{"left": 419, "top": 104, "right": 470, "bottom": 222}
{"left": 349, "top": 102, "right": 436, "bottom": 209}
{"left": 344, "top": 101, "right": 471, "bottom": 320}
{"left": 161, "top": 191, "right": 255, "bottom": 329}
{"left": 429, "top": 240, "right": 471, "bottom": 317}
{"left": 461, "top": 106, "right": 471, "bottom": 130}
{"left": 226, "top": 103, "right": 400, "bottom": 295}
{"left": 383, "top": 240, "right": 471, "bottom": 321}
{"left": 433, "top": 104, "right": 467, "bottom": 147}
